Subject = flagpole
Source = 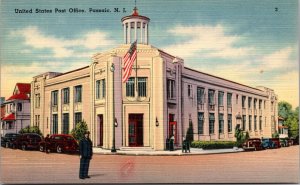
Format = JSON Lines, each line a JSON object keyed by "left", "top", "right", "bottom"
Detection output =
{"left": 135, "top": 41, "right": 138, "bottom": 98}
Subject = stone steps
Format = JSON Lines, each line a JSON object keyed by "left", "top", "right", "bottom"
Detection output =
{"left": 119, "top": 147, "right": 153, "bottom": 151}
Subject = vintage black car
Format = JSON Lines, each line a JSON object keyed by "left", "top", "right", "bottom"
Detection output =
{"left": 1, "top": 133, "right": 20, "bottom": 148}
{"left": 11, "top": 133, "right": 43, "bottom": 150}
{"left": 39, "top": 134, "right": 79, "bottom": 153}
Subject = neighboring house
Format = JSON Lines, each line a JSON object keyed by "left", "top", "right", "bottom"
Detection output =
{"left": 278, "top": 116, "right": 288, "bottom": 138}
{"left": 31, "top": 7, "right": 278, "bottom": 151}
{"left": 1, "top": 83, "right": 31, "bottom": 136}
{"left": 0, "top": 97, "right": 6, "bottom": 130}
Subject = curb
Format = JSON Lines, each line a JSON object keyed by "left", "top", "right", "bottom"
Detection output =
{"left": 92, "top": 148, "right": 245, "bottom": 156}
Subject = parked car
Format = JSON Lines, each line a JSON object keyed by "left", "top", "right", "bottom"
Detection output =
{"left": 1, "top": 133, "right": 20, "bottom": 148}
{"left": 242, "top": 138, "right": 263, "bottom": 151}
{"left": 280, "top": 138, "right": 288, "bottom": 147}
{"left": 39, "top": 134, "right": 79, "bottom": 153}
{"left": 11, "top": 133, "right": 43, "bottom": 150}
{"left": 270, "top": 138, "right": 281, "bottom": 149}
{"left": 291, "top": 136, "right": 299, "bottom": 145}
{"left": 261, "top": 138, "right": 275, "bottom": 149}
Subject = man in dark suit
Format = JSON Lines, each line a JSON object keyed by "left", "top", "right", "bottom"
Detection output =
{"left": 79, "top": 131, "right": 93, "bottom": 179}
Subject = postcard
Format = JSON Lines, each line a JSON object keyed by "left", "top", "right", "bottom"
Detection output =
{"left": 0, "top": 0, "right": 299, "bottom": 184}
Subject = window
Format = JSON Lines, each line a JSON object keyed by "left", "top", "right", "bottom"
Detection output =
{"left": 248, "top": 97, "right": 252, "bottom": 109}
{"left": 218, "top": 91, "right": 224, "bottom": 106}
{"left": 138, "top": 77, "right": 147, "bottom": 97}
{"left": 209, "top": 113, "right": 215, "bottom": 134}
{"left": 242, "top": 115, "right": 246, "bottom": 131}
{"left": 271, "top": 102, "right": 274, "bottom": 112}
{"left": 35, "top": 115, "right": 40, "bottom": 128}
{"left": 249, "top": 115, "right": 252, "bottom": 131}
{"left": 126, "top": 77, "right": 135, "bottom": 97}
{"left": 62, "top": 88, "right": 70, "bottom": 104}
{"left": 17, "top": 103, "right": 22, "bottom": 112}
{"left": 75, "top": 85, "right": 82, "bottom": 103}
{"left": 198, "top": 112, "right": 204, "bottom": 134}
{"left": 35, "top": 94, "right": 40, "bottom": 108}
{"left": 254, "top": 116, "right": 257, "bottom": 130}
{"left": 197, "top": 87, "right": 205, "bottom": 104}
{"left": 167, "top": 79, "right": 176, "bottom": 99}
{"left": 236, "top": 94, "right": 239, "bottom": 104}
{"left": 52, "top": 114, "right": 58, "bottom": 134}
{"left": 62, "top": 113, "right": 69, "bottom": 134}
{"left": 228, "top": 114, "right": 232, "bottom": 132}
{"left": 208, "top": 90, "right": 215, "bottom": 105}
{"left": 259, "top": 116, "right": 262, "bottom": 130}
{"left": 227, "top": 93, "right": 232, "bottom": 107}
{"left": 74, "top": 112, "right": 82, "bottom": 126}
{"left": 242, "top": 96, "right": 246, "bottom": 108}
{"left": 254, "top": 99, "right": 257, "bottom": 109}
{"left": 259, "top": 100, "right": 262, "bottom": 110}
{"left": 51, "top": 90, "right": 58, "bottom": 106}
{"left": 219, "top": 114, "right": 224, "bottom": 134}
{"left": 8, "top": 122, "right": 14, "bottom": 129}
{"left": 188, "top": 84, "right": 192, "bottom": 97}
{"left": 96, "top": 79, "right": 106, "bottom": 99}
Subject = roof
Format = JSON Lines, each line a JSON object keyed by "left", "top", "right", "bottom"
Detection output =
{"left": 184, "top": 67, "right": 265, "bottom": 93}
{"left": 7, "top": 93, "right": 29, "bottom": 101}
{"left": 2, "top": 113, "right": 15, "bottom": 121}
{"left": 278, "top": 116, "right": 285, "bottom": 121}
{"left": 278, "top": 125, "right": 288, "bottom": 129}
{"left": 16, "top": 83, "right": 31, "bottom": 94}
{"left": 6, "top": 83, "right": 31, "bottom": 101}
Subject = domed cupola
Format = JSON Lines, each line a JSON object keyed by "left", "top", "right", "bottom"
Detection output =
{"left": 121, "top": 7, "right": 150, "bottom": 44}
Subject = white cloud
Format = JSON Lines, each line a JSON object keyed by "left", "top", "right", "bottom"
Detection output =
{"left": 1, "top": 61, "right": 90, "bottom": 99}
{"left": 193, "top": 46, "right": 298, "bottom": 108}
{"left": 259, "top": 47, "right": 295, "bottom": 71}
{"left": 163, "top": 24, "right": 254, "bottom": 59}
{"left": 10, "top": 26, "right": 115, "bottom": 58}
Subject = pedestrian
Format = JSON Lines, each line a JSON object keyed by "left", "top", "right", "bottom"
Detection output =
{"left": 79, "top": 131, "right": 93, "bottom": 179}
{"left": 44, "top": 134, "right": 50, "bottom": 154}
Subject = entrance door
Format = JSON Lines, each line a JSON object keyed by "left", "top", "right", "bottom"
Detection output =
{"left": 128, "top": 114, "right": 143, "bottom": 147}
{"left": 169, "top": 114, "right": 177, "bottom": 144}
{"left": 98, "top": 115, "right": 103, "bottom": 147}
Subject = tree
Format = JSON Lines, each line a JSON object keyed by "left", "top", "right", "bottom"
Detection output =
{"left": 19, "top": 126, "right": 42, "bottom": 135}
{"left": 278, "top": 101, "right": 293, "bottom": 120}
{"left": 71, "top": 120, "right": 88, "bottom": 141}
{"left": 285, "top": 115, "right": 299, "bottom": 138}
{"left": 278, "top": 102, "right": 299, "bottom": 139}
{"left": 234, "top": 125, "right": 249, "bottom": 146}
{"left": 186, "top": 119, "right": 194, "bottom": 144}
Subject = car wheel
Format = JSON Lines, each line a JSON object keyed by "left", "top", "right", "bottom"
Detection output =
{"left": 39, "top": 145, "right": 44, "bottom": 152}
{"left": 21, "top": 144, "right": 26, "bottom": 151}
{"left": 56, "top": 145, "right": 62, "bottom": 153}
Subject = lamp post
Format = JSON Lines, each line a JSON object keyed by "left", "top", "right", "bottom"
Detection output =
{"left": 110, "top": 63, "right": 117, "bottom": 153}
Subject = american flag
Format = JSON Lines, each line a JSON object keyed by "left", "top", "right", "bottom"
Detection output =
{"left": 122, "top": 41, "right": 137, "bottom": 83}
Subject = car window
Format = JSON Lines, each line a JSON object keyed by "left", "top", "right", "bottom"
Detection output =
{"left": 54, "top": 136, "right": 61, "bottom": 140}
{"left": 66, "top": 136, "right": 73, "bottom": 140}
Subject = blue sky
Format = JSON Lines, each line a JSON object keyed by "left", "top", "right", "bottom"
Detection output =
{"left": 0, "top": 0, "right": 298, "bottom": 108}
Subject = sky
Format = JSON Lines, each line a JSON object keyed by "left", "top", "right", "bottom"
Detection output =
{"left": 0, "top": 0, "right": 299, "bottom": 108}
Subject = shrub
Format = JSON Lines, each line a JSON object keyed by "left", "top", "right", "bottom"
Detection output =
{"left": 191, "top": 141, "right": 238, "bottom": 149}
{"left": 19, "top": 126, "right": 42, "bottom": 135}
{"left": 71, "top": 120, "right": 88, "bottom": 141}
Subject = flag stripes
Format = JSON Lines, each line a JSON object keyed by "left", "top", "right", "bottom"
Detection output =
{"left": 122, "top": 41, "right": 137, "bottom": 83}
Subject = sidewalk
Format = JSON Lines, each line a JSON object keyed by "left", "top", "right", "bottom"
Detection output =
{"left": 92, "top": 147, "right": 244, "bottom": 156}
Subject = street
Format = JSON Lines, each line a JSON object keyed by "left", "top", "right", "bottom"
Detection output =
{"left": 0, "top": 146, "right": 299, "bottom": 184}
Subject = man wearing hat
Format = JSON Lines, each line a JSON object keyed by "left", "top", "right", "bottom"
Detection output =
{"left": 79, "top": 131, "right": 93, "bottom": 179}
